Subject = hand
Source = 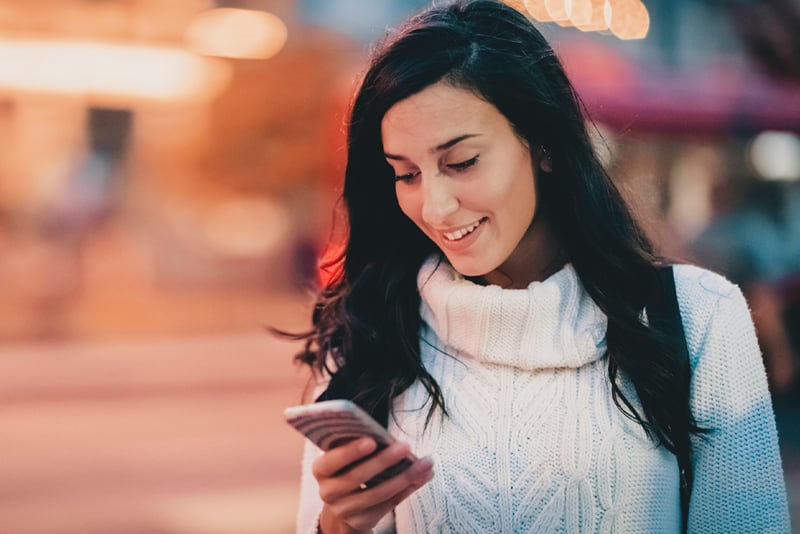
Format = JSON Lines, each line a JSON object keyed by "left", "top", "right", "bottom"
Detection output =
{"left": 313, "top": 437, "right": 434, "bottom": 534}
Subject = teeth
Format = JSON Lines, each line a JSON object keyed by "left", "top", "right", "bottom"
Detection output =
{"left": 443, "top": 220, "right": 482, "bottom": 241}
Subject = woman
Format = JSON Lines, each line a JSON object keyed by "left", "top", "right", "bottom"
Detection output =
{"left": 292, "top": 1, "right": 789, "bottom": 532}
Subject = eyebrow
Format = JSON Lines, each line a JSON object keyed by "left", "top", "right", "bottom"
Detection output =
{"left": 384, "top": 133, "right": 480, "bottom": 161}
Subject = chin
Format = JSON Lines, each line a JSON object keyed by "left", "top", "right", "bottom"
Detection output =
{"left": 445, "top": 256, "right": 492, "bottom": 278}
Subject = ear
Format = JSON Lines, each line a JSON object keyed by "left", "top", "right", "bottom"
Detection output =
{"left": 536, "top": 145, "right": 552, "bottom": 173}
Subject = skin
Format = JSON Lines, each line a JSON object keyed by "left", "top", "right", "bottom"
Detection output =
{"left": 315, "top": 438, "right": 434, "bottom": 533}
{"left": 382, "top": 81, "right": 561, "bottom": 288}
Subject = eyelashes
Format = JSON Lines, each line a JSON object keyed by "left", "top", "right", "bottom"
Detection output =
{"left": 448, "top": 155, "right": 479, "bottom": 171}
{"left": 394, "top": 170, "right": 418, "bottom": 183}
{"left": 393, "top": 155, "right": 479, "bottom": 182}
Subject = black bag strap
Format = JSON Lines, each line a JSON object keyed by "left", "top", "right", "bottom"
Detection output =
{"left": 317, "top": 265, "right": 693, "bottom": 529}
{"left": 648, "top": 265, "right": 693, "bottom": 531}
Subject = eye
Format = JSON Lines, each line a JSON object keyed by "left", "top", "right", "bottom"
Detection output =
{"left": 447, "top": 155, "right": 479, "bottom": 171}
{"left": 394, "top": 170, "right": 419, "bottom": 183}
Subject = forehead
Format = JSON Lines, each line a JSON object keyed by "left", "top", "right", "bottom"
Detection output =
{"left": 381, "top": 82, "right": 502, "bottom": 150}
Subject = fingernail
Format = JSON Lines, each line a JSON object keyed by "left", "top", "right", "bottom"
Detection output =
{"left": 358, "top": 438, "right": 376, "bottom": 453}
{"left": 418, "top": 456, "right": 434, "bottom": 470}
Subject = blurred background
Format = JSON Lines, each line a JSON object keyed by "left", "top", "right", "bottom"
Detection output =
{"left": 0, "top": 0, "right": 798, "bottom": 532}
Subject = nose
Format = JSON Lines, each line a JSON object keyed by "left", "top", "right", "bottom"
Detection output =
{"left": 421, "top": 174, "right": 459, "bottom": 226}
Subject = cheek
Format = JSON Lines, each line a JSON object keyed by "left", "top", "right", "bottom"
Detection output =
{"left": 489, "top": 161, "right": 537, "bottom": 210}
{"left": 498, "top": 161, "right": 537, "bottom": 227}
{"left": 513, "top": 154, "right": 538, "bottom": 204}
{"left": 516, "top": 181, "right": 537, "bottom": 225}
{"left": 520, "top": 174, "right": 538, "bottom": 212}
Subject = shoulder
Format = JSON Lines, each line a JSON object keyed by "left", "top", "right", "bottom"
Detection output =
{"left": 672, "top": 263, "right": 740, "bottom": 301}
{"left": 673, "top": 267, "right": 788, "bottom": 530}
{"left": 670, "top": 264, "right": 753, "bottom": 365}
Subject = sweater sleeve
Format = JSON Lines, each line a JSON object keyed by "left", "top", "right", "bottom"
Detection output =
{"left": 675, "top": 266, "right": 790, "bottom": 533}
{"left": 296, "top": 436, "right": 324, "bottom": 534}
{"left": 295, "top": 377, "right": 327, "bottom": 534}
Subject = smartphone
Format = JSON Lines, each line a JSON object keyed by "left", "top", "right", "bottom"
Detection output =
{"left": 284, "top": 399, "right": 415, "bottom": 487}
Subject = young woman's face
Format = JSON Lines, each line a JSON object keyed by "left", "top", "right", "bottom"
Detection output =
{"left": 381, "top": 81, "right": 543, "bottom": 280}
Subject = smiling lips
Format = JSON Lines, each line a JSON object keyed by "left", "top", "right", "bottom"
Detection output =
{"left": 442, "top": 218, "right": 485, "bottom": 242}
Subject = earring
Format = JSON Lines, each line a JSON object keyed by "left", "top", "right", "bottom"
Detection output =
{"left": 540, "top": 145, "right": 552, "bottom": 172}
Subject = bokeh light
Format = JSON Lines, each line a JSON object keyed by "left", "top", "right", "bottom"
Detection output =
{"left": 545, "top": 0, "right": 571, "bottom": 24}
{"left": 184, "top": 8, "right": 288, "bottom": 60}
{"left": 567, "top": 0, "right": 608, "bottom": 31}
{"left": 524, "top": 0, "right": 554, "bottom": 22}
{"left": 0, "top": 38, "right": 231, "bottom": 104}
{"left": 604, "top": 0, "right": 650, "bottom": 40}
{"left": 519, "top": 0, "right": 648, "bottom": 39}
{"left": 749, "top": 131, "right": 800, "bottom": 182}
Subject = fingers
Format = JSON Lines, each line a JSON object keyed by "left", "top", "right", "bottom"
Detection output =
{"left": 312, "top": 437, "right": 377, "bottom": 479}
{"left": 356, "top": 456, "right": 434, "bottom": 506}
{"left": 344, "top": 441, "right": 414, "bottom": 487}
{"left": 382, "top": 466, "right": 434, "bottom": 506}
{"left": 324, "top": 456, "right": 434, "bottom": 532}
{"left": 317, "top": 440, "right": 415, "bottom": 503}
{"left": 312, "top": 437, "right": 435, "bottom": 533}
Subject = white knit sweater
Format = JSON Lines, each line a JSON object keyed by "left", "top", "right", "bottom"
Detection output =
{"left": 295, "top": 258, "right": 790, "bottom": 533}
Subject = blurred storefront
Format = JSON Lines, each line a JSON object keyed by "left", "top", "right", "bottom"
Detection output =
{"left": 0, "top": 0, "right": 360, "bottom": 339}
{"left": 0, "top": 0, "right": 797, "bottom": 341}
{"left": 549, "top": 0, "right": 800, "bottom": 394}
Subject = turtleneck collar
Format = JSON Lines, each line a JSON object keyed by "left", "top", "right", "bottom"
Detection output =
{"left": 417, "top": 255, "right": 607, "bottom": 370}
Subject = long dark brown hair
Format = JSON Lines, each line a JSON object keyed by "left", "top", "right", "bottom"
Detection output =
{"left": 287, "top": 0, "right": 703, "bottom": 460}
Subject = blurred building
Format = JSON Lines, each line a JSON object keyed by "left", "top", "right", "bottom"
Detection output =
{"left": 0, "top": 0, "right": 361, "bottom": 338}
{"left": 0, "top": 0, "right": 798, "bottom": 342}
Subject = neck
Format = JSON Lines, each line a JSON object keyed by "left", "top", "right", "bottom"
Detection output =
{"left": 480, "top": 216, "right": 564, "bottom": 289}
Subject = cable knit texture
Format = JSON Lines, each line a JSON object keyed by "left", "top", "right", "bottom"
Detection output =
{"left": 295, "top": 257, "right": 789, "bottom": 533}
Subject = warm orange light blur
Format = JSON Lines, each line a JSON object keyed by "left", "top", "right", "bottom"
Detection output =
{"left": 545, "top": 0, "right": 571, "bottom": 23}
{"left": 184, "top": 8, "right": 288, "bottom": 60}
{"left": 0, "top": 37, "right": 232, "bottom": 104}
{"left": 525, "top": 0, "right": 648, "bottom": 39}
{"left": 605, "top": 0, "right": 650, "bottom": 40}
{"left": 502, "top": 0, "right": 529, "bottom": 15}
{"left": 567, "top": 0, "right": 608, "bottom": 31}
{"left": 524, "top": 0, "right": 554, "bottom": 21}
{"left": 202, "top": 197, "right": 293, "bottom": 258}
